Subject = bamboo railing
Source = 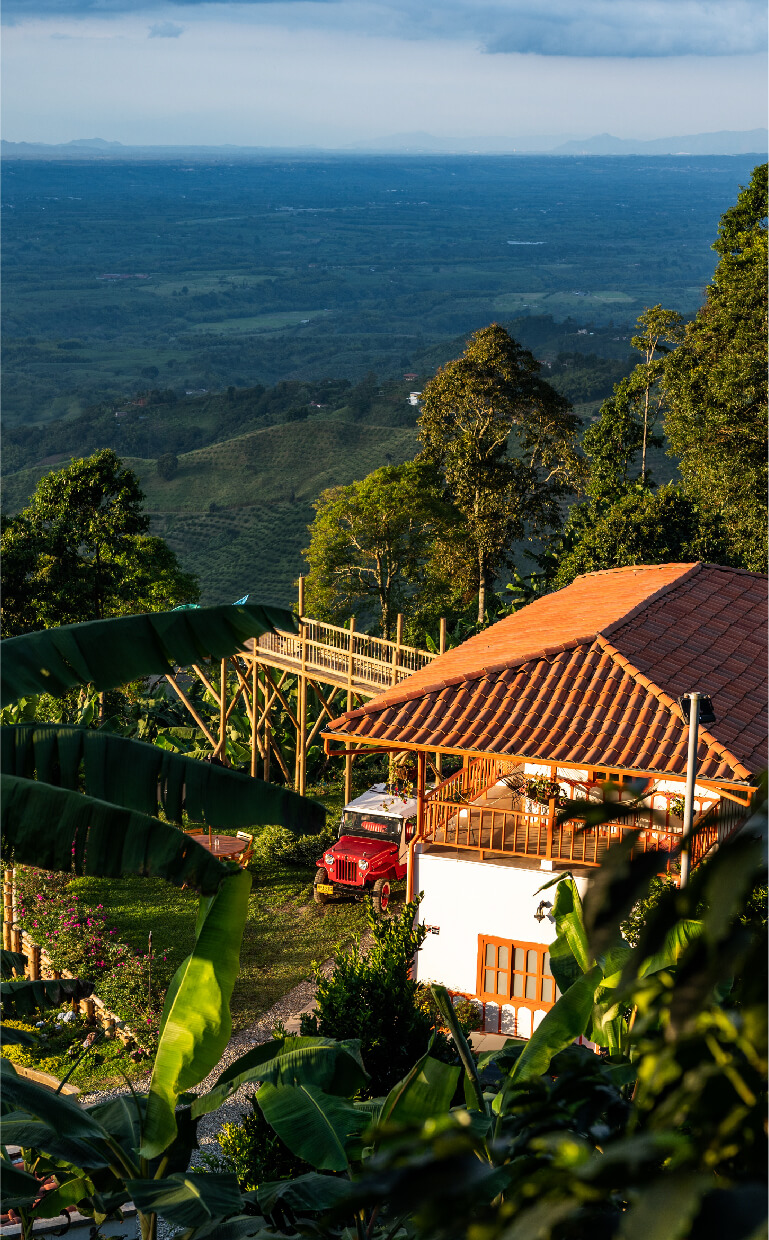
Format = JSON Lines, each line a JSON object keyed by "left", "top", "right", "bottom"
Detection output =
{"left": 255, "top": 618, "right": 436, "bottom": 694}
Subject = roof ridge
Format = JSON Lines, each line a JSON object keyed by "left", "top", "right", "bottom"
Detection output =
{"left": 595, "top": 633, "right": 752, "bottom": 781}
{"left": 600, "top": 561, "right": 703, "bottom": 643}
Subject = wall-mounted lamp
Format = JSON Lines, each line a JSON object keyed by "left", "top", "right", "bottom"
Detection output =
{"left": 534, "top": 900, "right": 553, "bottom": 923}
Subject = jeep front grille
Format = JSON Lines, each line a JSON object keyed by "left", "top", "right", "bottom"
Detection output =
{"left": 337, "top": 858, "right": 357, "bottom": 883}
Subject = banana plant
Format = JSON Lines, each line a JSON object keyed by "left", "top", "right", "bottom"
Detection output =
{"left": 0, "top": 604, "right": 326, "bottom": 1240}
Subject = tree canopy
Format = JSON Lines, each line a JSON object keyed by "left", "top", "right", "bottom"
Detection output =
{"left": 663, "top": 162, "right": 768, "bottom": 572}
{"left": 1, "top": 450, "right": 199, "bottom": 636}
{"left": 417, "top": 324, "right": 581, "bottom": 623}
{"left": 303, "top": 460, "right": 447, "bottom": 638}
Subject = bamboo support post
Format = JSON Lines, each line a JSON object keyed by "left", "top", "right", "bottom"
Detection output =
{"left": 84, "top": 998, "right": 97, "bottom": 1025}
{"left": 297, "top": 576, "right": 308, "bottom": 795}
{"left": 345, "top": 617, "right": 356, "bottom": 805}
{"left": 391, "top": 614, "right": 403, "bottom": 686}
{"left": 251, "top": 657, "right": 259, "bottom": 778}
{"left": 218, "top": 658, "right": 228, "bottom": 764}
{"left": 165, "top": 675, "right": 217, "bottom": 748}
{"left": 437, "top": 619, "right": 447, "bottom": 779}
{"left": 12, "top": 926, "right": 22, "bottom": 955}
{"left": 3, "top": 869, "right": 13, "bottom": 951}
{"left": 29, "top": 943, "right": 41, "bottom": 981}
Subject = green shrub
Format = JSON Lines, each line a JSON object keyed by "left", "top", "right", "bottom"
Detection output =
{"left": 300, "top": 897, "right": 462, "bottom": 1096}
{"left": 253, "top": 823, "right": 335, "bottom": 867}
{"left": 214, "top": 1094, "right": 312, "bottom": 1191}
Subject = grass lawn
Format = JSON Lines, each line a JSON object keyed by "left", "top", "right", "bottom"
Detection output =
{"left": 70, "top": 773, "right": 375, "bottom": 1043}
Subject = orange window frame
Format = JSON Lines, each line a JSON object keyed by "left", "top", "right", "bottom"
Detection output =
{"left": 477, "top": 936, "right": 559, "bottom": 1011}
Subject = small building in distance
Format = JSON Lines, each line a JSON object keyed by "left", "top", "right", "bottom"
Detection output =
{"left": 324, "top": 562, "right": 766, "bottom": 1038}
{"left": 408, "top": 391, "right": 422, "bottom": 406}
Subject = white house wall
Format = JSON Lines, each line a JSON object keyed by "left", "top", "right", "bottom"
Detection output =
{"left": 413, "top": 848, "right": 589, "bottom": 1033}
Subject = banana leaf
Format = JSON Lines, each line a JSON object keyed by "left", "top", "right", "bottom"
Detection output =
{"left": 1, "top": 775, "right": 234, "bottom": 895}
{"left": 0, "top": 1158, "right": 42, "bottom": 1211}
{"left": 255, "top": 1082, "right": 368, "bottom": 1173}
{"left": 1, "top": 601, "right": 295, "bottom": 706}
{"left": 379, "top": 1052, "right": 461, "bottom": 1128}
{"left": 503, "top": 966, "right": 604, "bottom": 1089}
{"left": 1, "top": 977, "right": 95, "bottom": 1017}
{"left": 193, "top": 1036, "right": 368, "bottom": 1119}
{"left": 0, "top": 1059, "right": 111, "bottom": 1142}
{"left": 1, "top": 949, "right": 27, "bottom": 980}
{"left": 141, "top": 869, "right": 252, "bottom": 1159}
{"left": 1, "top": 1023, "right": 39, "bottom": 1046}
{"left": 125, "top": 1172, "right": 243, "bottom": 1230}
{"left": 257, "top": 1173, "right": 353, "bottom": 1218}
{"left": 2, "top": 725, "right": 325, "bottom": 834}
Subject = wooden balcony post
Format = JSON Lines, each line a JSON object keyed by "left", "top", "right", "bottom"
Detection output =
{"left": 545, "top": 797, "right": 556, "bottom": 865}
{"left": 250, "top": 656, "right": 258, "bottom": 779}
{"left": 345, "top": 617, "right": 356, "bottom": 805}
{"left": 408, "top": 750, "right": 426, "bottom": 904}
{"left": 436, "top": 619, "right": 447, "bottom": 779}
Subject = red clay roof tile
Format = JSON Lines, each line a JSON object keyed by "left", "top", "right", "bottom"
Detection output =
{"left": 326, "top": 563, "right": 767, "bottom": 783}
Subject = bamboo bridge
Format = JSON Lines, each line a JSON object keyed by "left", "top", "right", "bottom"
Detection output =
{"left": 165, "top": 578, "right": 442, "bottom": 799}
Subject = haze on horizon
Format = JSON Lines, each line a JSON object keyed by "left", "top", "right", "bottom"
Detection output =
{"left": 2, "top": 0, "right": 767, "bottom": 149}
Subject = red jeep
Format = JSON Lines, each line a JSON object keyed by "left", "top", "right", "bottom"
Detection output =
{"left": 314, "top": 783, "right": 418, "bottom": 913}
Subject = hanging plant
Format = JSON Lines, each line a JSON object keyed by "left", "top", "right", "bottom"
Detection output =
{"left": 669, "top": 794, "right": 686, "bottom": 819}
{"left": 525, "top": 777, "right": 567, "bottom": 807}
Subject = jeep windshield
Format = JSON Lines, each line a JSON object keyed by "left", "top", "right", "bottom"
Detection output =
{"left": 338, "top": 811, "right": 402, "bottom": 843}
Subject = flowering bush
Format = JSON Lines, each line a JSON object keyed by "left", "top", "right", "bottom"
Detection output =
{"left": 14, "top": 867, "right": 166, "bottom": 1051}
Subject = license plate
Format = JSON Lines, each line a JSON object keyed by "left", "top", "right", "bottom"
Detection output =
{"left": 315, "top": 884, "right": 334, "bottom": 894}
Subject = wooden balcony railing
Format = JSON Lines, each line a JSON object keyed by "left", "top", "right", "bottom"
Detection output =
{"left": 421, "top": 755, "right": 747, "bottom": 870}
{"left": 255, "top": 619, "right": 436, "bottom": 693}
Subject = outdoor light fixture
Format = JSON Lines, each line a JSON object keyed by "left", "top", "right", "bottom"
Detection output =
{"left": 534, "top": 900, "right": 553, "bottom": 923}
{"left": 677, "top": 694, "right": 716, "bottom": 726}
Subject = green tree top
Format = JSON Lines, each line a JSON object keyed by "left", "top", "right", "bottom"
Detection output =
{"left": 663, "top": 163, "right": 768, "bottom": 571}
{"left": 303, "top": 460, "right": 447, "bottom": 639}
{"left": 417, "top": 324, "right": 580, "bottom": 623}
{"left": 1, "top": 449, "right": 199, "bottom": 635}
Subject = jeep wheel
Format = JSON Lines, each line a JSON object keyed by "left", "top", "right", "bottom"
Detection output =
{"left": 372, "top": 878, "right": 391, "bottom": 914}
{"left": 314, "top": 868, "right": 331, "bottom": 904}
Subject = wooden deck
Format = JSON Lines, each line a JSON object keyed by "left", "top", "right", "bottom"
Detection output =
{"left": 249, "top": 617, "right": 437, "bottom": 699}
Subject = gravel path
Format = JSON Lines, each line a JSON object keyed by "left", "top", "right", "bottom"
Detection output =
{"left": 80, "top": 963, "right": 330, "bottom": 1153}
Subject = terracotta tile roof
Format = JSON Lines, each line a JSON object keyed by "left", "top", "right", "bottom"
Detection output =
{"left": 325, "top": 563, "right": 767, "bottom": 784}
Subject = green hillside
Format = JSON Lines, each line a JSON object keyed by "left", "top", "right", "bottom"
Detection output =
{"left": 131, "top": 420, "right": 419, "bottom": 605}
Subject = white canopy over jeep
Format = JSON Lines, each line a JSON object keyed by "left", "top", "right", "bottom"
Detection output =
{"left": 343, "top": 783, "right": 419, "bottom": 823}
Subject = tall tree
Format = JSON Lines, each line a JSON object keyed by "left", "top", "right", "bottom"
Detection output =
{"left": 1, "top": 450, "right": 198, "bottom": 636}
{"left": 303, "top": 460, "right": 446, "bottom": 638}
{"left": 663, "top": 163, "right": 768, "bottom": 571}
{"left": 629, "top": 304, "right": 684, "bottom": 478}
{"left": 417, "top": 324, "right": 580, "bottom": 623}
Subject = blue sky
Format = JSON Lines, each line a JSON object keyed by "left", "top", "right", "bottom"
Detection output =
{"left": 2, "top": 0, "right": 766, "bottom": 145}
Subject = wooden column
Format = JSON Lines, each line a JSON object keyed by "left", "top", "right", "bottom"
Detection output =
{"left": 436, "top": 618, "right": 447, "bottom": 780}
{"left": 263, "top": 670, "right": 271, "bottom": 782}
{"left": 408, "top": 750, "right": 427, "bottom": 904}
{"left": 250, "top": 656, "right": 258, "bottom": 779}
{"left": 391, "top": 613, "right": 403, "bottom": 687}
{"left": 219, "top": 658, "right": 228, "bottom": 765}
{"left": 297, "top": 576, "right": 308, "bottom": 794}
{"left": 345, "top": 616, "right": 356, "bottom": 805}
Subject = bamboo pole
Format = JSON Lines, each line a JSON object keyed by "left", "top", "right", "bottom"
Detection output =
{"left": 345, "top": 617, "right": 356, "bottom": 805}
{"left": 3, "top": 869, "right": 13, "bottom": 951}
{"left": 391, "top": 613, "right": 403, "bottom": 687}
{"left": 219, "top": 658, "right": 228, "bottom": 765}
{"left": 297, "top": 576, "right": 308, "bottom": 795}
{"left": 251, "top": 656, "right": 258, "bottom": 778}
{"left": 164, "top": 675, "right": 218, "bottom": 749}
